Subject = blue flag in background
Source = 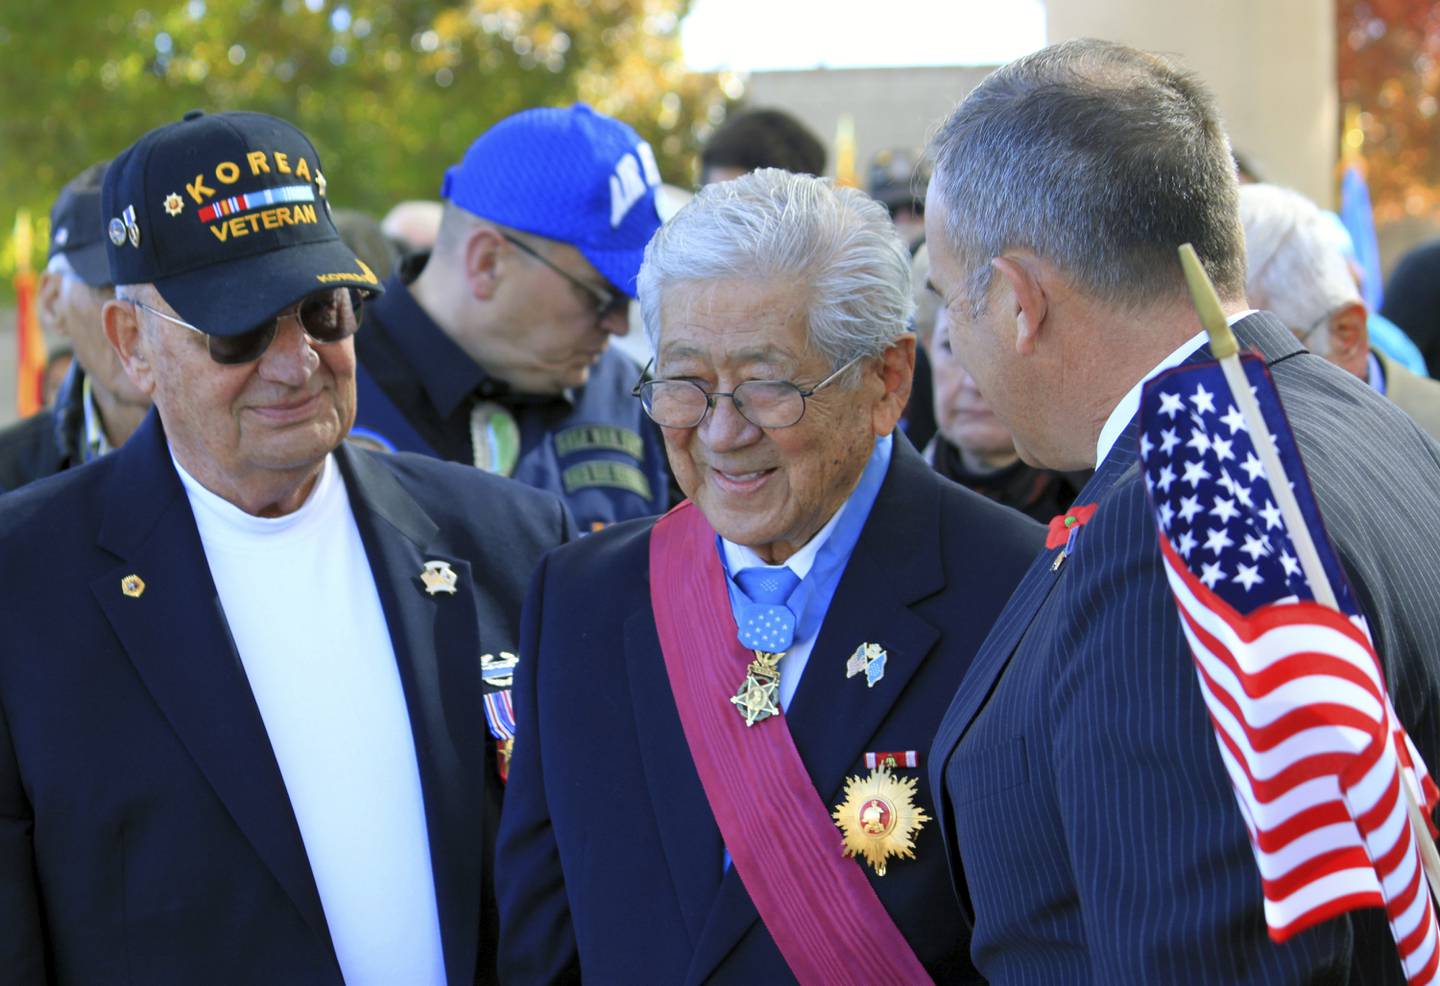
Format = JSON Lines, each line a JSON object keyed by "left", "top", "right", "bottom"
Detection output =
{"left": 1340, "top": 164, "right": 1385, "bottom": 312}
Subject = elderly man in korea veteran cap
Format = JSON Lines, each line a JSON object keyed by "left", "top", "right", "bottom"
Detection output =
{"left": 495, "top": 169, "right": 1044, "bottom": 983}
{"left": 0, "top": 110, "right": 573, "bottom": 984}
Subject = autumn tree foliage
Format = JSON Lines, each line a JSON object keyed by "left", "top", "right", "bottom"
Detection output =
{"left": 1338, "top": 0, "right": 1440, "bottom": 220}
{"left": 0, "top": 0, "right": 725, "bottom": 273}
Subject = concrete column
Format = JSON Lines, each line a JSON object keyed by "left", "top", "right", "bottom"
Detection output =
{"left": 1046, "top": 0, "right": 1337, "bottom": 207}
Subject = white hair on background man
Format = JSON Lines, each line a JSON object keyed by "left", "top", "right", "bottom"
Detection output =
{"left": 1239, "top": 183, "right": 1361, "bottom": 355}
{"left": 637, "top": 168, "right": 914, "bottom": 379}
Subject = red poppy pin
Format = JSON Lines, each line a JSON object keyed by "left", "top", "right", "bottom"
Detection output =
{"left": 1047, "top": 503, "right": 1098, "bottom": 572}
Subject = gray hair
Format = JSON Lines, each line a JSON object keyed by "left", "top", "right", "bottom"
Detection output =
{"left": 928, "top": 38, "right": 1246, "bottom": 315}
{"left": 637, "top": 168, "right": 915, "bottom": 376}
{"left": 1238, "top": 183, "right": 1360, "bottom": 355}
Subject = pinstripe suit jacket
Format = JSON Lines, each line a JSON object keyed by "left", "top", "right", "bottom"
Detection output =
{"left": 929, "top": 312, "right": 1440, "bottom": 984}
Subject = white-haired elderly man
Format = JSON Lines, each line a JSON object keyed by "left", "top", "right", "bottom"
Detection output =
{"left": 495, "top": 169, "right": 1044, "bottom": 984}
{"left": 1240, "top": 182, "right": 1440, "bottom": 441}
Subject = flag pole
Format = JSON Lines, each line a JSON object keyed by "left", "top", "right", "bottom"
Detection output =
{"left": 1177, "top": 243, "right": 1440, "bottom": 897}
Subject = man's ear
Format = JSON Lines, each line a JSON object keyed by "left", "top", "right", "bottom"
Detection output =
{"left": 870, "top": 332, "right": 916, "bottom": 437}
{"left": 37, "top": 271, "right": 67, "bottom": 339}
{"left": 462, "top": 226, "right": 506, "bottom": 302}
{"left": 1328, "top": 301, "right": 1369, "bottom": 378}
{"left": 102, "top": 298, "right": 156, "bottom": 397}
{"left": 992, "top": 255, "right": 1049, "bottom": 357}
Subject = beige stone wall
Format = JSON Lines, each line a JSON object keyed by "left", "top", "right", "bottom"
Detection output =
{"left": 1046, "top": 0, "right": 1338, "bottom": 207}
{"left": 743, "top": 66, "right": 996, "bottom": 182}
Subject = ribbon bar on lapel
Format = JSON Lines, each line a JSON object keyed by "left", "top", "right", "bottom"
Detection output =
{"left": 648, "top": 501, "right": 932, "bottom": 986}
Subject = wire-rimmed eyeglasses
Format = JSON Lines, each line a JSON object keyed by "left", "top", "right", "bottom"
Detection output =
{"left": 631, "top": 355, "right": 863, "bottom": 430}
{"left": 500, "top": 232, "right": 628, "bottom": 320}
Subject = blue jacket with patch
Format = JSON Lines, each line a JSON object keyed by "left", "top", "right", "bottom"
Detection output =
{"left": 353, "top": 264, "right": 671, "bottom": 531}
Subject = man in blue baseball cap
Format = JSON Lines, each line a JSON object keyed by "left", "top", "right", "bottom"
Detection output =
{"left": 353, "top": 104, "right": 672, "bottom": 531}
{"left": 0, "top": 109, "right": 573, "bottom": 985}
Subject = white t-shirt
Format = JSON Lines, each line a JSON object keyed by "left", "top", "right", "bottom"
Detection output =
{"left": 174, "top": 452, "right": 446, "bottom": 986}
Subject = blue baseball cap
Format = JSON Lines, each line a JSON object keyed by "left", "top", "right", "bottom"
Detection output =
{"left": 440, "top": 104, "right": 662, "bottom": 298}
{"left": 49, "top": 161, "right": 112, "bottom": 287}
{"left": 102, "top": 110, "right": 382, "bottom": 337}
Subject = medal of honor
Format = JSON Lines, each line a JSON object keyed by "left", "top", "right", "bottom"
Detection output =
{"left": 832, "top": 767, "right": 930, "bottom": 876}
{"left": 730, "top": 650, "right": 784, "bottom": 727}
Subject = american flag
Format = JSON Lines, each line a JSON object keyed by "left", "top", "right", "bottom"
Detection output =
{"left": 1138, "top": 352, "right": 1440, "bottom": 983}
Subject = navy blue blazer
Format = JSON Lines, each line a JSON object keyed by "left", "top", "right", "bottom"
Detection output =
{"left": 0, "top": 411, "right": 573, "bottom": 984}
{"left": 930, "top": 313, "right": 1440, "bottom": 984}
{"left": 495, "top": 436, "right": 1045, "bottom": 984}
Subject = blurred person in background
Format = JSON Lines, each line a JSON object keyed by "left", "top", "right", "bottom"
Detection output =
{"left": 1241, "top": 182, "right": 1440, "bottom": 441}
{"left": 381, "top": 199, "right": 443, "bottom": 258}
{"left": 924, "top": 319, "right": 1085, "bottom": 523}
{"left": 352, "top": 105, "right": 672, "bottom": 531}
{"left": 0, "top": 161, "right": 151, "bottom": 492}
{"left": 42, "top": 346, "right": 74, "bottom": 408}
{"left": 698, "top": 106, "right": 826, "bottom": 185}
{"left": 332, "top": 207, "right": 401, "bottom": 282}
{"left": 868, "top": 147, "right": 929, "bottom": 251}
{"left": 1381, "top": 236, "right": 1440, "bottom": 379}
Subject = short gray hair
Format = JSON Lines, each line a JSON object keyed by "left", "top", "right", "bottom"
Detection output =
{"left": 637, "top": 168, "right": 915, "bottom": 376}
{"left": 1239, "top": 183, "right": 1360, "bottom": 354}
{"left": 928, "top": 38, "right": 1246, "bottom": 315}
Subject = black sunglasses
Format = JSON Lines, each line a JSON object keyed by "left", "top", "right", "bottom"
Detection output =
{"left": 130, "top": 287, "right": 369, "bottom": 365}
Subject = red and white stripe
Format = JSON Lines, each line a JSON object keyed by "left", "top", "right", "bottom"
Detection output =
{"left": 1159, "top": 534, "right": 1440, "bottom": 984}
{"left": 863, "top": 751, "right": 919, "bottom": 770}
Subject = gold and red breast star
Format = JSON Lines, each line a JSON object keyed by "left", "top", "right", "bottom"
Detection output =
{"left": 832, "top": 767, "right": 929, "bottom": 876}
{"left": 163, "top": 192, "right": 184, "bottom": 217}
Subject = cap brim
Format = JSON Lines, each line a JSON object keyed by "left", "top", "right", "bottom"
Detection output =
{"left": 153, "top": 236, "right": 383, "bottom": 336}
{"left": 65, "top": 239, "right": 113, "bottom": 288}
{"left": 580, "top": 243, "right": 647, "bottom": 300}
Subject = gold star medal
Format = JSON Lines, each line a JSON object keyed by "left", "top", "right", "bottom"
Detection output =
{"left": 730, "top": 650, "right": 784, "bottom": 727}
{"left": 832, "top": 767, "right": 929, "bottom": 876}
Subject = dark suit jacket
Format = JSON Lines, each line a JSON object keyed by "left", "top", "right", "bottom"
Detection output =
{"left": 495, "top": 437, "right": 1045, "bottom": 984}
{"left": 930, "top": 313, "right": 1440, "bottom": 984}
{"left": 0, "top": 411, "right": 574, "bottom": 985}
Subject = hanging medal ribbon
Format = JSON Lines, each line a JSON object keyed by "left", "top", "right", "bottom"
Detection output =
{"left": 470, "top": 399, "right": 520, "bottom": 476}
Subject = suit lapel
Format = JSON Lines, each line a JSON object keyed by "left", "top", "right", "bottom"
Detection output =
{"left": 682, "top": 439, "right": 946, "bottom": 983}
{"left": 335, "top": 445, "right": 486, "bottom": 986}
{"left": 91, "top": 415, "right": 335, "bottom": 955}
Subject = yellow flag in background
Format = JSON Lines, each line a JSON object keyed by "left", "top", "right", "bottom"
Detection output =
{"left": 14, "top": 209, "right": 45, "bottom": 418}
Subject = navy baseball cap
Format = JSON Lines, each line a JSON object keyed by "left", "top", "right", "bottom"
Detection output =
{"left": 440, "top": 104, "right": 662, "bottom": 298}
{"left": 48, "top": 161, "right": 112, "bottom": 287}
{"left": 102, "top": 110, "right": 381, "bottom": 337}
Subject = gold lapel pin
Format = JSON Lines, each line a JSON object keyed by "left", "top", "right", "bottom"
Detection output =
{"left": 121, "top": 574, "right": 146, "bottom": 599}
{"left": 420, "top": 560, "right": 458, "bottom": 596}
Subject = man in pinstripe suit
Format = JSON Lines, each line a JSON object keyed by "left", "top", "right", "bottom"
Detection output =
{"left": 924, "top": 39, "right": 1440, "bottom": 983}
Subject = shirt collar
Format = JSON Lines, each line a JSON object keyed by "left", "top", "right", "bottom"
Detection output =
{"left": 81, "top": 373, "right": 112, "bottom": 463}
{"left": 1367, "top": 349, "right": 1386, "bottom": 395}
{"left": 1094, "top": 309, "right": 1257, "bottom": 467}
{"left": 371, "top": 270, "right": 488, "bottom": 419}
{"left": 375, "top": 266, "right": 577, "bottom": 416}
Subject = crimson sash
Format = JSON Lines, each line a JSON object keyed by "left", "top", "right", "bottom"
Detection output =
{"left": 649, "top": 501, "right": 933, "bottom": 985}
